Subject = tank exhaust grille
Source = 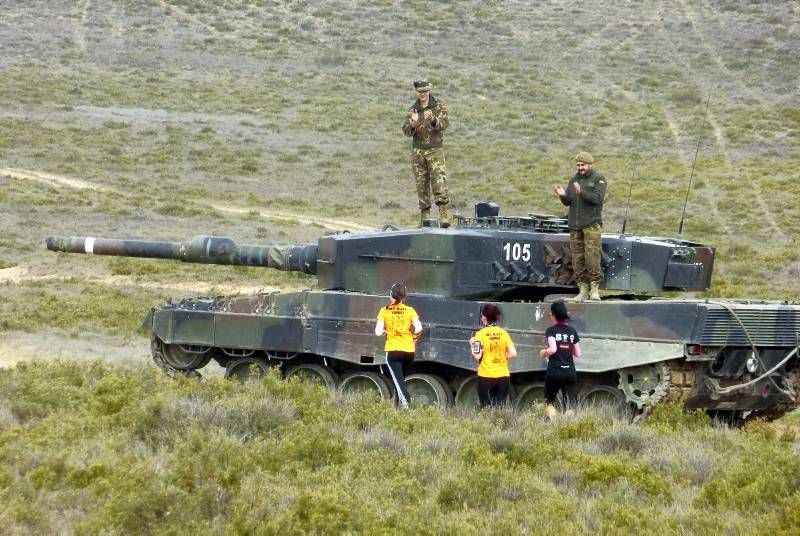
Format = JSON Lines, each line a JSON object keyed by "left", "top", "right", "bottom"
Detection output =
{"left": 456, "top": 214, "right": 568, "bottom": 232}
{"left": 698, "top": 307, "right": 800, "bottom": 346}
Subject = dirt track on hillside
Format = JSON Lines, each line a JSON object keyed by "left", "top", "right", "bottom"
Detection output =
{"left": 0, "top": 331, "right": 146, "bottom": 368}
{"left": 1, "top": 167, "right": 373, "bottom": 232}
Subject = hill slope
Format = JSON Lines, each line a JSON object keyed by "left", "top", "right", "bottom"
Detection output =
{"left": 0, "top": 2, "right": 799, "bottom": 531}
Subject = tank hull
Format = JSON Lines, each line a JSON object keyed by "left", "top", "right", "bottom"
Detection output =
{"left": 148, "top": 291, "right": 800, "bottom": 416}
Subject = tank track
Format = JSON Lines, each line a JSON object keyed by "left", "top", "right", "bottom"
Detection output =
{"left": 745, "top": 367, "right": 800, "bottom": 422}
{"left": 664, "top": 359, "right": 697, "bottom": 404}
{"left": 661, "top": 359, "right": 799, "bottom": 422}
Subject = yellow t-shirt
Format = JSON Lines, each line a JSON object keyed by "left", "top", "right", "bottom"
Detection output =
{"left": 377, "top": 303, "right": 419, "bottom": 353}
{"left": 475, "top": 325, "right": 513, "bottom": 378}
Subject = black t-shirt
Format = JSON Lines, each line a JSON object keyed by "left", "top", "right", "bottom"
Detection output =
{"left": 544, "top": 323, "right": 579, "bottom": 372}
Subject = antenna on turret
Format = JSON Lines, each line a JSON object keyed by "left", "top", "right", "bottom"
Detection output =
{"left": 677, "top": 95, "right": 711, "bottom": 236}
{"left": 621, "top": 154, "right": 638, "bottom": 235}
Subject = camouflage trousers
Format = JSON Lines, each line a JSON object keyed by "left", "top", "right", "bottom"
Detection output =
{"left": 570, "top": 224, "right": 603, "bottom": 284}
{"left": 412, "top": 147, "right": 449, "bottom": 210}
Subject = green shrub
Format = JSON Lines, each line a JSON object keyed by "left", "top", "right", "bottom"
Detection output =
{"left": 556, "top": 414, "right": 603, "bottom": 441}
{"left": 695, "top": 442, "right": 800, "bottom": 512}
{"left": 590, "top": 496, "right": 679, "bottom": 533}
{"left": 643, "top": 402, "right": 710, "bottom": 433}
{"left": 753, "top": 491, "right": 800, "bottom": 535}
{"left": 0, "top": 360, "right": 799, "bottom": 532}
{"left": 669, "top": 83, "right": 704, "bottom": 105}
{"left": 570, "top": 452, "right": 672, "bottom": 498}
{"left": 595, "top": 425, "right": 649, "bottom": 456}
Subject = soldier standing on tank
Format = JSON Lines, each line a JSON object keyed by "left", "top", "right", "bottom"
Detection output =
{"left": 375, "top": 283, "right": 422, "bottom": 409}
{"left": 553, "top": 152, "right": 608, "bottom": 301}
{"left": 402, "top": 79, "right": 451, "bottom": 228}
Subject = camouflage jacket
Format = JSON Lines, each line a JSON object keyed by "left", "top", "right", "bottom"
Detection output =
{"left": 559, "top": 169, "right": 607, "bottom": 230}
{"left": 402, "top": 95, "right": 448, "bottom": 150}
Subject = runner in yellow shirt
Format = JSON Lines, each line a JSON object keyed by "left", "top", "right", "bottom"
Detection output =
{"left": 469, "top": 303, "right": 517, "bottom": 407}
{"left": 375, "top": 283, "right": 422, "bottom": 408}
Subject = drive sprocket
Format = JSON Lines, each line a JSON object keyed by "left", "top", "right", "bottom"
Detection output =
{"left": 618, "top": 362, "right": 671, "bottom": 410}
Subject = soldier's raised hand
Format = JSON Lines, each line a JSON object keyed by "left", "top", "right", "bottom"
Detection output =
{"left": 409, "top": 109, "right": 419, "bottom": 124}
{"left": 574, "top": 182, "right": 582, "bottom": 195}
{"left": 554, "top": 185, "right": 566, "bottom": 197}
{"left": 423, "top": 109, "right": 433, "bottom": 121}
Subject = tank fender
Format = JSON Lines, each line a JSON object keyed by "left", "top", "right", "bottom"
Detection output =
{"left": 575, "top": 338, "right": 684, "bottom": 373}
{"left": 141, "top": 308, "right": 155, "bottom": 332}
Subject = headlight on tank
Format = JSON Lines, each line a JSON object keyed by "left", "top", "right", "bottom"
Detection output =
{"left": 746, "top": 353, "right": 758, "bottom": 374}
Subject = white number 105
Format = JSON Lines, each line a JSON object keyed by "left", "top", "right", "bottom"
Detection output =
{"left": 502, "top": 242, "right": 531, "bottom": 261}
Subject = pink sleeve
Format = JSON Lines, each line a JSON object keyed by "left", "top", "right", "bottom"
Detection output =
{"left": 545, "top": 336, "right": 557, "bottom": 356}
{"left": 573, "top": 342, "right": 582, "bottom": 358}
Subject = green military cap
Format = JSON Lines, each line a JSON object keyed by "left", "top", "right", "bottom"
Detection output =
{"left": 575, "top": 151, "right": 594, "bottom": 164}
{"left": 413, "top": 79, "right": 432, "bottom": 92}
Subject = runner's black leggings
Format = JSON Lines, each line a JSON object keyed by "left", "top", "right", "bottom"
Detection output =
{"left": 477, "top": 376, "right": 510, "bottom": 407}
{"left": 545, "top": 370, "right": 577, "bottom": 410}
{"left": 386, "top": 351, "right": 414, "bottom": 406}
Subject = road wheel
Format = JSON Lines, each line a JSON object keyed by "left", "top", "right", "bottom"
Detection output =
{"left": 454, "top": 376, "right": 479, "bottom": 408}
{"left": 514, "top": 382, "right": 547, "bottom": 410}
{"left": 455, "top": 377, "right": 516, "bottom": 408}
{"left": 285, "top": 363, "right": 339, "bottom": 390}
{"left": 579, "top": 384, "right": 626, "bottom": 409}
{"left": 406, "top": 374, "right": 453, "bottom": 407}
{"left": 339, "top": 372, "right": 393, "bottom": 401}
{"left": 224, "top": 357, "right": 270, "bottom": 382}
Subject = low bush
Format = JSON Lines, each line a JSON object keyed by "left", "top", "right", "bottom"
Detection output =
{"left": 643, "top": 402, "right": 710, "bottom": 434}
{"left": 0, "top": 360, "right": 796, "bottom": 532}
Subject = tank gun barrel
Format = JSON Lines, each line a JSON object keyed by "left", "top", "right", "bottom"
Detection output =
{"left": 45, "top": 235, "right": 318, "bottom": 274}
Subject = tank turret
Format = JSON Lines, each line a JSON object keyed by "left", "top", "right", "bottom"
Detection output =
{"left": 47, "top": 206, "right": 713, "bottom": 300}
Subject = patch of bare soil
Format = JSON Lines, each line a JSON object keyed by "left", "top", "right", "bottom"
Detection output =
{"left": 0, "top": 167, "right": 112, "bottom": 192}
{"left": 211, "top": 204, "right": 373, "bottom": 232}
{"left": 0, "top": 330, "right": 146, "bottom": 369}
{"left": 0, "top": 266, "right": 41, "bottom": 284}
{"left": 0, "top": 330, "right": 227, "bottom": 376}
{"left": 0, "top": 264, "right": 307, "bottom": 295}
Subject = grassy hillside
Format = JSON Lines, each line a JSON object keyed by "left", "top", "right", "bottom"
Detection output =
{"left": 0, "top": 2, "right": 799, "bottom": 531}
{"left": 1, "top": 1, "right": 799, "bottom": 314}
{"left": 1, "top": 360, "right": 798, "bottom": 534}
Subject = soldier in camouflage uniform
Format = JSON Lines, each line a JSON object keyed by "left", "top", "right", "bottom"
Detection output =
{"left": 554, "top": 152, "right": 608, "bottom": 301}
{"left": 402, "top": 79, "right": 451, "bottom": 227}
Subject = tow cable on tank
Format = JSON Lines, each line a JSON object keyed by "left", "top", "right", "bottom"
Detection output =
{"left": 703, "top": 300, "right": 795, "bottom": 398}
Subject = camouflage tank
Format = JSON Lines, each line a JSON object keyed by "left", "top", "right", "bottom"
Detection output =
{"left": 46, "top": 204, "right": 800, "bottom": 420}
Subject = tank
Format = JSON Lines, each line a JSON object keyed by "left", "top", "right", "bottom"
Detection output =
{"left": 46, "top": 204, "right": 800, "bottom": 420}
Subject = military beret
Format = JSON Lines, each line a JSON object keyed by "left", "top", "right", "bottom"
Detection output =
{"left": 413, "top": 79, "right": 432, "bottom": 92}
{"left": 575, "top": 151, "right": 594, "bottom": 164}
